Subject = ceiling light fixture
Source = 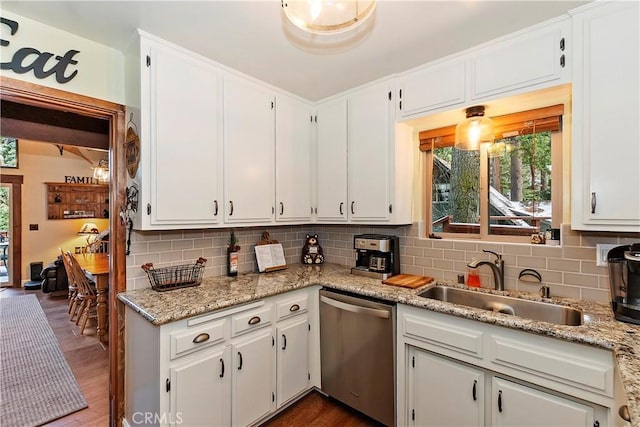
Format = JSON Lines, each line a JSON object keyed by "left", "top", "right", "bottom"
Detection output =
{"left": 454, "top": 105, "right": 495, "bottom": 151}
{"left": 281, "top": 0, "right": 377, "bottom": 35}
{"left": 93, "top": 158, "right": 109, "bottom": 183}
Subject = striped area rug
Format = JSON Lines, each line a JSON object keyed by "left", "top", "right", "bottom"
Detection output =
{"left": 0, "top": 294, "right": 87, "bottom": 427}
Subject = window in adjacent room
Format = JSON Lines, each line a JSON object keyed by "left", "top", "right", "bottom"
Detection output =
{"left": 420, "top": 104, "right": 563, "bottom": 242}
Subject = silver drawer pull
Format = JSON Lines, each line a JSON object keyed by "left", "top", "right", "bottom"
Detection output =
{"left": 289, "top": 304, "right": 300, "bottom": 312}
{"left": 248, "top": 316, "right": 261, "bottom": 325}
{"left": 192, "top": 333, "right": 210, "bottom": 344}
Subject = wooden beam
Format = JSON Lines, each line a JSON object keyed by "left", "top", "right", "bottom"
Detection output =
{"left": 1, "top": 117, "right": 109, "bottom": 150}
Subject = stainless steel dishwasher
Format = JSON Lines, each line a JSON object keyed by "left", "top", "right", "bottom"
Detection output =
{"left": 319, "top": 289, "right": 395, "bottom": 426}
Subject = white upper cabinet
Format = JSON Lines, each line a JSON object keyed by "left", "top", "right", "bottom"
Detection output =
{"left": 397, "top": 56, "right": 466, "bottom": 118}
{"left": 223, "top": 75, "right": 276, "bottom": 224}
{"left": 315, "top": 98, "right": 348, "bottom": 222}
{"left": 469, "top": 17, "right": 569, "bottom": 101}
{"left": 127, "top": 33, "right": 223, "bottom": 230}
{"left": 571, "top": 1, "right": 640, "bottom": 232}
{"left": 348, "top": 80, "right": 394, "bottom": 221}
{"left": 275, "top": 95, "right": 313, "bottom": 222}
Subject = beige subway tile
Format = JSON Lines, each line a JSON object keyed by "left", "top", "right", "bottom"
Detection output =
{"left": 402, "top": 265, "right": 425, "bottom": 275}
{"left": 581, "top": 261, "right": 607, "bottom": 276}
{"left": 406, "top": 246, "right": 424, "bottom": 257}
{"left": 454, "top": 241, "right": 478, "bottom": 251}
{"left": 563, "top": 272, "right": 599, "bottom": 288}
{"left": 423, "top": 268, "right": 445, "bottom": 279}
{"left": 443, "top": 250, "right": 466, "bottom": 261}
{"left": 412, "top": 256, "right": 432, "bottom": 268}
{"left": 580, "top": 287, "right": 610, "bottom": 304}
{"left": 502, "top": 244, "right": 531, "bottom": 256}
{"left": 172, "top": 240, "right": 195, "bottom": 250}
{"left": 183, "top": 249, "right": 205, "bottom": 260}
{"left": 160, "top": 251, "right": 184, "bottom": 263}
{"left": 620, "top": 235, "right": 640, "bottom": 244}
{"left": 598, "top": 276, "right": 611, "bottom": 289}
{"left": 160, "top": 230, "right": 184, "bottom": 240}
{"left": 126, "top": 265, "right": 147, "bottom": 279}
{"left": 423, "top": 248, "right": 444, "bottom": 259}
{"left": 531, "top": 246, "right": 562, "bottom": 258}
{"left": 547, "top": 258, "right": 580, "bottom": 272}
{"left": 433, "top": 259, "right": 454, "bottom": 270}
{"left": 128, "top": 242, "right": 149, "bottom": 254}
{"left": 581, "top": 233, "right": 619, "bottom": 248}
{"left": 537, "top": 270, "right": 563, "bottom": 284}
{"left": 193, "top": 238, "right": 214, "bottom": 248}
{"left": 431, "top": 240, "right": 454, "bottom": 249}
{"left": 477, "top": 243, "right": 502, "bottom": 254}
{"left": 562, "top": 246, "right": 596, "bottom": 261}
{"left": 560, "top": 225, "right": 580, "bottom": 246}
{"left": 183, "top": 230, "right": 204, "bottom": 239}
{"left": 400, "top": 256, "right": 414, "bottom": 266}
{"left": 414, "top": 238, "right": 434, "bottom": 248}
{"left": 132, "top": 230, "right": 162, "bottom": 242}
{"left": 516, "top": 256, "right": 547, "bottom": 268}
{"left": 148, "top": 241, "right": 172, "bottom": 253}
{"left": 134, "top": 253, "right": 159, "bottom": 266}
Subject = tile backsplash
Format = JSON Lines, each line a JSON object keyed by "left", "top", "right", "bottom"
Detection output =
{"left": 126, "top": 222, "right": 639, "bottom": 303}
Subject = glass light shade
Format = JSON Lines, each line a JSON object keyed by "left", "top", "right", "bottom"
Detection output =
{"left": 454, "top": 106, "right": 495, "bottom": 151}
{"left": 282, "top": 0, "right": 376, "bottom": 35}
{"left": 78, "top": 222, "right": 99, "bottom": 234}
{"left": 93, "top": 159, "right": 109, "bottom": 183}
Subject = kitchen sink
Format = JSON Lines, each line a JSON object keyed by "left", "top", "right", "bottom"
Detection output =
{"left": 418, "top": 286, "right": 583, "bottom": 326}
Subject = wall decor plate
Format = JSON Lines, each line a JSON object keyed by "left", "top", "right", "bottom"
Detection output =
{"left": 125, "top": 126, "right": 140, "bottom": 179}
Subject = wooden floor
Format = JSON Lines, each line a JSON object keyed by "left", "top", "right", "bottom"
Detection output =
{"left": 1, "top": 287, "right": 380, "bottom": 427}
{"left": 261, "top": 391, "right": 384, "bottom": 427}
{"left": 0, "top": 287, "right": 109, "bottom": 426}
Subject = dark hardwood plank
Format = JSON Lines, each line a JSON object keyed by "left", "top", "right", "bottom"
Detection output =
{"left": 261, "top": 391, "right": 384, "bottom": 427}
{"left": 0, "top": 288, "right": 109, "bottom": 426}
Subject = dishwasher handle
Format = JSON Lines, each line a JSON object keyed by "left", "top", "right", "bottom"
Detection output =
{"left": 320, "top": 295, "right": 391, "bottom": 319}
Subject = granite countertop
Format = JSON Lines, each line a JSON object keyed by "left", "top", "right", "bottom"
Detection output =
{"left": 118, "top": 263, "right": 640, "bottom": 425}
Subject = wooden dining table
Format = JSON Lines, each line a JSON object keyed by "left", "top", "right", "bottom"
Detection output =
{"left": 75, "top": 253, "right": 109, "bottom": 343}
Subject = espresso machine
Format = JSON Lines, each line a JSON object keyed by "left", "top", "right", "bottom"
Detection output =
{"left": 607, "top": 243, "right": 640, "bottom": 324}
{"left": 351, "top": 234, "right": 400, "bottom": 279}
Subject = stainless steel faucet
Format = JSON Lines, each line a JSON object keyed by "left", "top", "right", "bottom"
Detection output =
{"left": 467, "top": 250, "right": 505, "bottom": 291}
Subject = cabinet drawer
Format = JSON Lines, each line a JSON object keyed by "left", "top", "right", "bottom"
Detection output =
{"left": 170, "top": 319, "right": 226, "bottom": 360}
{"left": 231, "top": 305, "right": 273, "bottom": 337}
{"left": 489, "top": 334, "right": 614, "bottom": 397}
{"left": 276, "top": 294, "right": 309, "bottom": 321}
{"left": 402, "top": 313, "right": 484, "bottom": 359}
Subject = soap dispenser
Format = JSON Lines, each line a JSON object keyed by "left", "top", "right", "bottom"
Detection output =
{"left": 467, "top": 260, "right": 481, "bottom": 287}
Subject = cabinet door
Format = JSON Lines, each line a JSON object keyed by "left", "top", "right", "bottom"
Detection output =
{"left": 398, "top": 57, "right": 466, "bottom": 118}
{"left": 571, "top": 1, "right": 640, "bottom": 231}
{"left": 224, "top": 75, "right": 275, "bottom": 224}
{"left": 149, "top": 42, "right": 222, "bottom": 227}
{"left": 276, "top": 316, "right": 309, "bottom": 407}
{"left": 408, "top": 347, "right": 484, "bottom": 427}
{"left": 275, "top": 95, "right": 312, "bottom": 222}
{"left": 232, "top": 329, "right": 275, "bottom": 426}
{"left": 169, "top": 346, "right": 230, "bottom": 427}
{"left": 316, "top": 98, "right": 348, "bottom": 221}
{"left": 348, "top": 80, "right": 392, "bottom": 221}
{"left": 492, "top": 377, "right": 595, "bottom": 427}
{"left": 470, "top": 19, "right": 567, "bottom": 100}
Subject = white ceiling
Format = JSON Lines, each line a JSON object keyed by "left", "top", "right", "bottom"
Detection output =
{"left": 1, "top": 1, "right": 587, "bottom": 101}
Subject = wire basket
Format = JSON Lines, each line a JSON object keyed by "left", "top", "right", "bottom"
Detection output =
{"left": 142, "top": 257, "right": 207, "bottom": 292}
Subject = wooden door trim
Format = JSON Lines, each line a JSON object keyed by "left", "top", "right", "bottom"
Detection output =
{"left": 0, "top": 174, "right": 22, "bottom": 287}
{"left": 0, "top": 76, "right": 126, "bottom": 427}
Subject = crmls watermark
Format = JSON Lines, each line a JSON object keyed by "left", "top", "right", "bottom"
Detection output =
{"left": 131, "top": 412, "right": 183, "bottom": 425}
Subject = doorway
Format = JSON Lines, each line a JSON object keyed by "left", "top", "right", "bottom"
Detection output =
{"left": 1, "top": 76, "right": 125, "bottom": 426}
{"left": 0, "top": 183, "right": 10, "bottom": 286}
{"left": 0, "top": 174, "right": 23, "bottom": 288}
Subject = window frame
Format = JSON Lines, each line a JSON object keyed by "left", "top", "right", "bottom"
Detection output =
{"left": 422, "top": 107, "right": 563, "bottom": 244}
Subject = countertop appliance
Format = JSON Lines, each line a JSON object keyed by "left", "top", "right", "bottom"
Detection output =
{"left": 319, "top": 289, "right": 395, "bottom": 426}
{"left": 607, "top": 243, "right": 640, "bottom": 324}
{"left": 351, "top": 234, "right": 400, "bottom": 280}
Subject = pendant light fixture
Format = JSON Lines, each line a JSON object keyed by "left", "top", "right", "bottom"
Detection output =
{"left": 454, "top": 105, "right": 495, "bottom": 151}
{"left": 281, "top": 0, "right": 377, "bottom": 35}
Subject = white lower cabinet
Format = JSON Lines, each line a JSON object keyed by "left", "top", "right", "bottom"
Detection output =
{"left": 398, "top": 305, "right": 615, "bottom": 427}
{"left": 124, "top": 288, "right": 318, "bottom": 427}
{"left": 492, "top": 377, "right": 595, "bottom": 427}
{"left": 408, "top": 347, "right": 484, "bottom": 426}
{"left": 232, "top": 329, "right": 275, "bottom": 426}
{"left": 276, "top": 315, "right": 310, "bottom": 406}
{"left": 169, "top": 345, "right": 230, "bottom": 427}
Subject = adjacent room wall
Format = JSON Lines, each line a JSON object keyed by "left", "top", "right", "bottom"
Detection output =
{"left": 1, "top": 140, "right": 108, "bottom": 281}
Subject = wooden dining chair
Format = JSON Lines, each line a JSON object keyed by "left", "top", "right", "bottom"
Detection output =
{"left": 60, "top": 249, "right": 81, "bottom": 320}
{"left": 62, "top": 251, "right": 98, "bottom": 334}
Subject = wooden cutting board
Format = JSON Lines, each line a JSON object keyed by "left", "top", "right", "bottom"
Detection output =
{"left": 382, "top": 274, "right": 434, "bottom": 289}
